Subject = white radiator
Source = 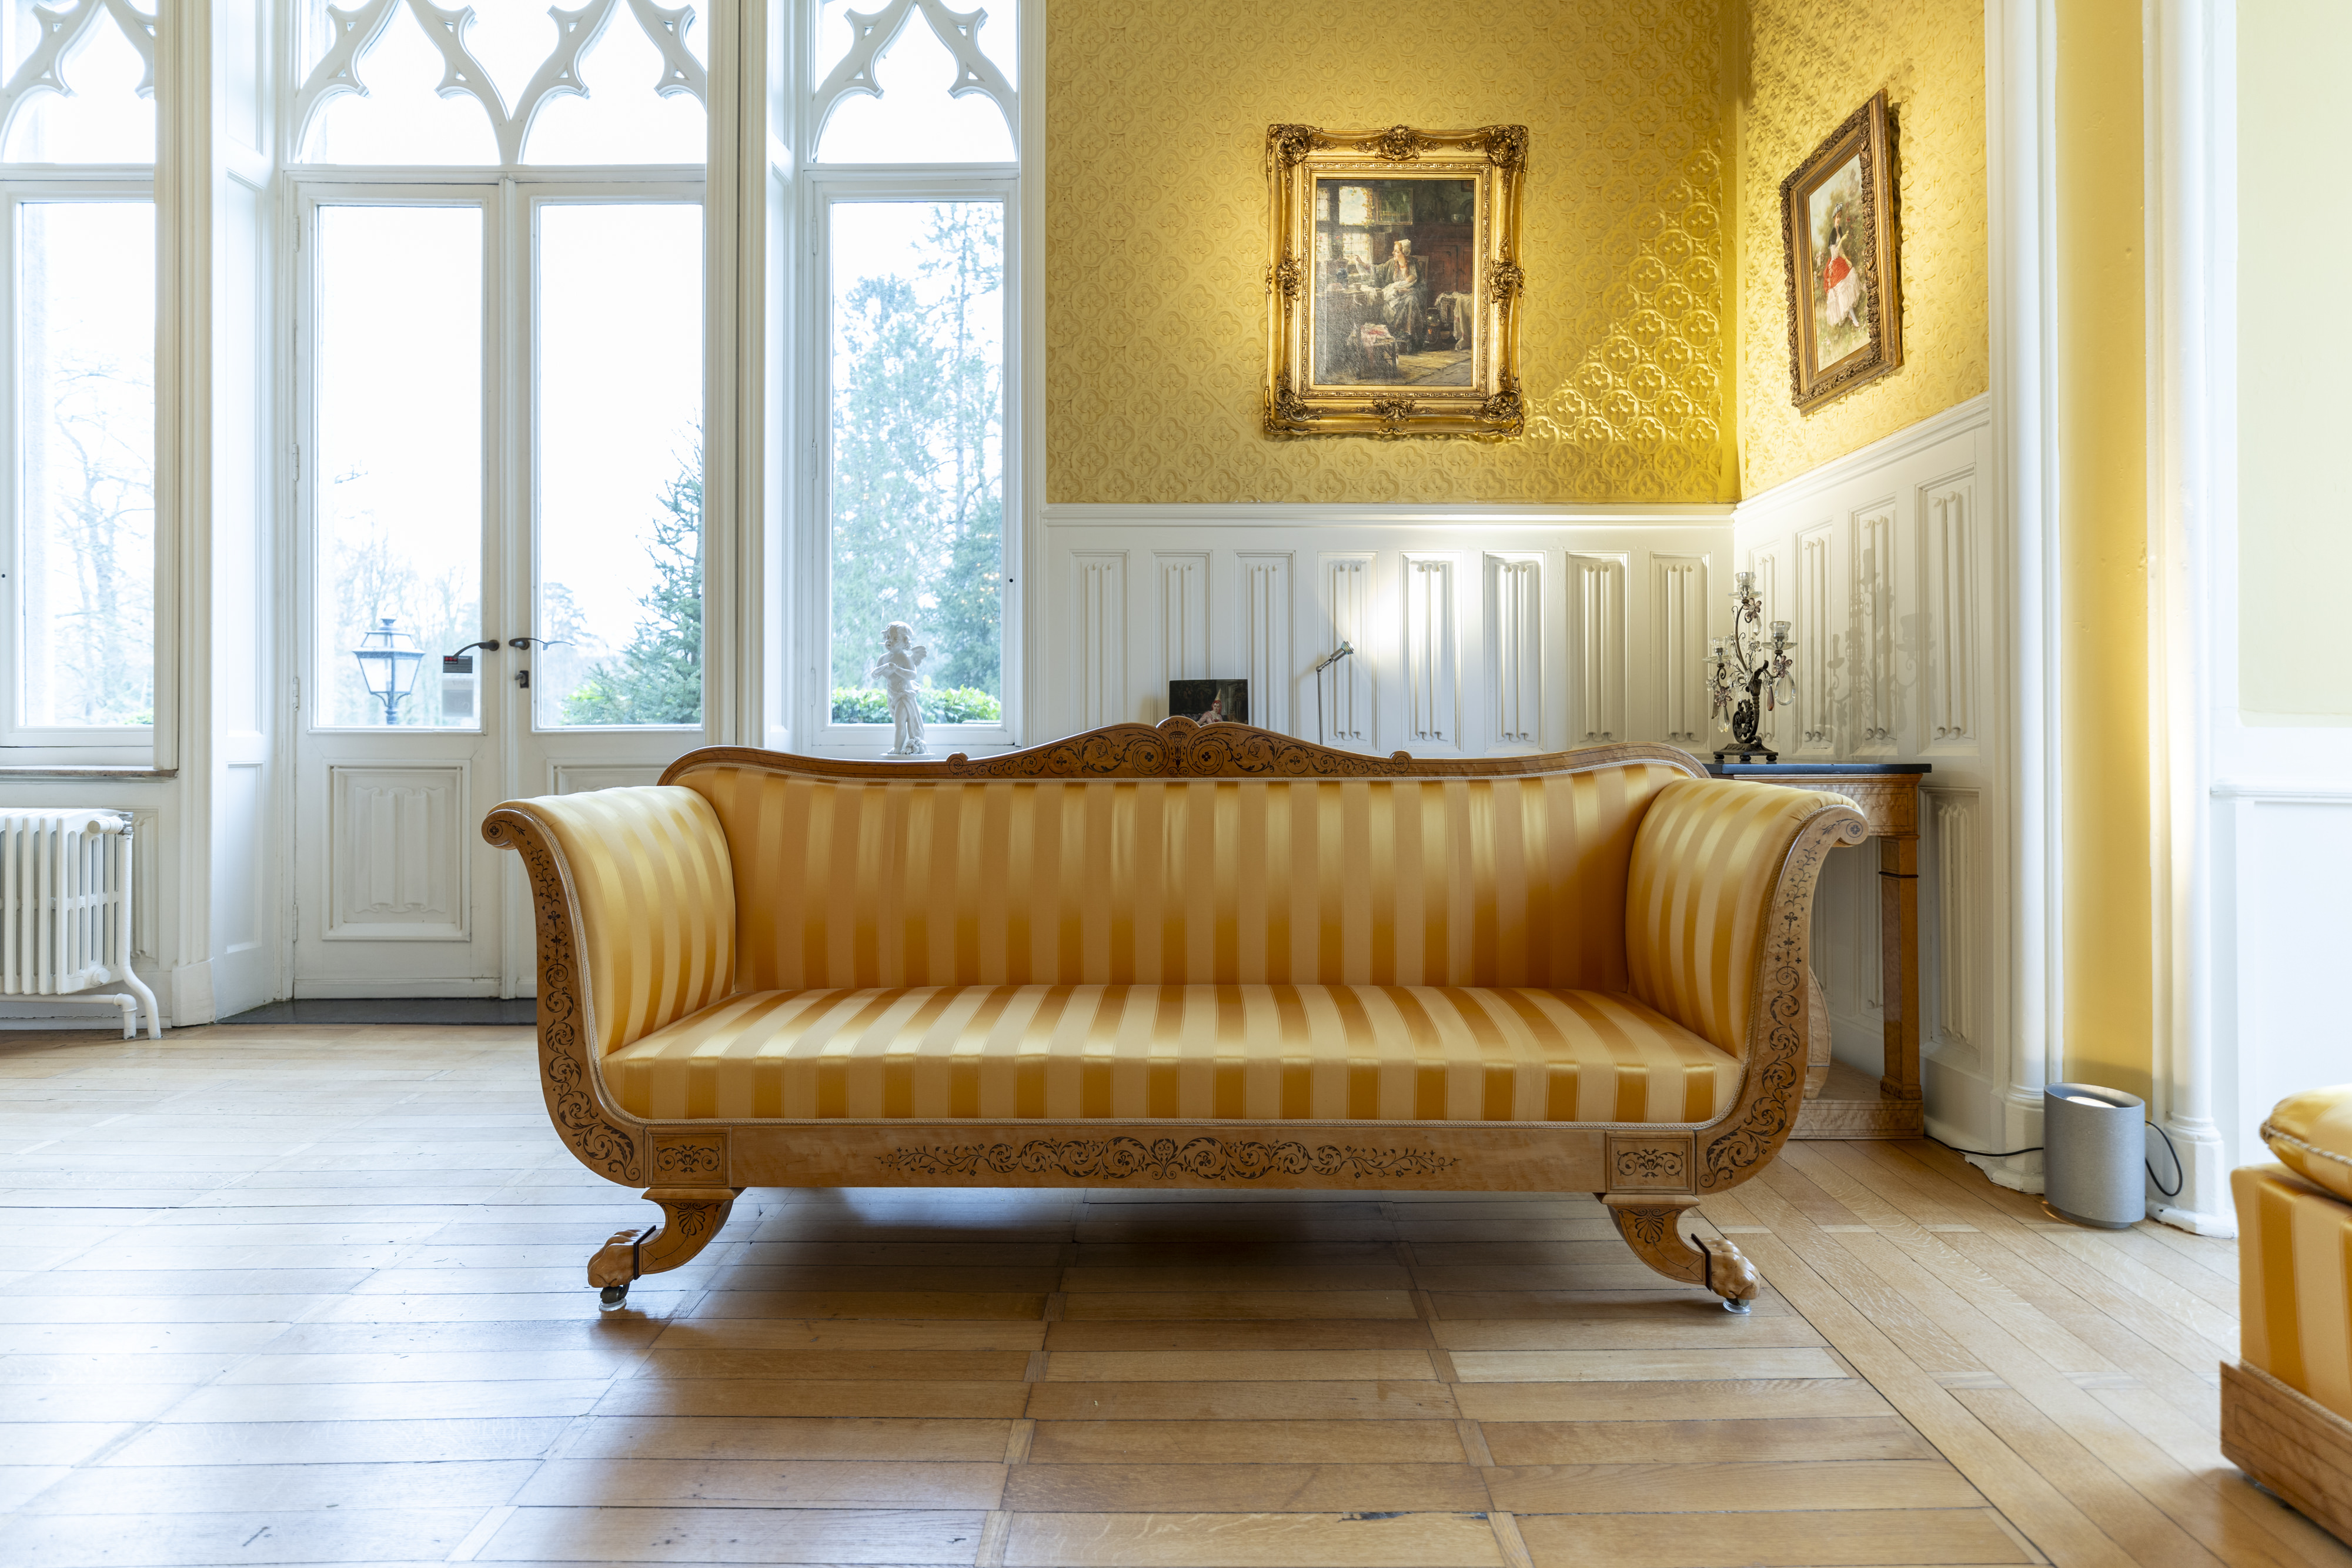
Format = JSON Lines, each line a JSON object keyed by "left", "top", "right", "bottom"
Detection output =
{"left": 0, "top": 810, "right": 159, "bottom": 1038}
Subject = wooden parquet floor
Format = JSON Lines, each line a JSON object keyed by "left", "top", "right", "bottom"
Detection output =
{"left": 1, "top": 1025, "right": 2345, "bottom": 1568}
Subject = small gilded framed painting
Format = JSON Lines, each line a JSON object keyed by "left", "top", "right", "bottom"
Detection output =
{"left": 1780, "top": 91, "right": 1902, "bottom": 412}
{"left": 1263, "top": 123, "right": 1527, "bottom": 439}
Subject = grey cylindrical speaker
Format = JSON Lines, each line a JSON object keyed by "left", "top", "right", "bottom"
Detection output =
{"left": 2043, "top": 1083, "right": 2146, "bottom": 1228}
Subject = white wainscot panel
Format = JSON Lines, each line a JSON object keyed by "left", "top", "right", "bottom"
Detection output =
{"left": 1401, "top": 554, "right": 1461, "bottom": 751}
{"left": 1070, "top": 552, "right": 1127, "bottom": 731}
{"left": 1485, "top": 554, "right": 1541, "bottom": 751}
{"left": 1923, "top": 477, "right": 1979, "bottom": 751}
{"left": 1812, "top": 833, "right": 1885, "bottom": 1074}
{"left": 327, "top": 765, "right": 468, "bottom": 942}
{"left": 1925, "top": 787, "right": 1980, "bottom": 1057}
{"left": 1854, "top": 502, "right": 1899, "bottom": 752}
{"left": 1745, "top": 544, "right": 1788, "bottom": 751}
{"left": 1568, "top": 553, "right": 1627, "bottom": 745}
{"left": 2224, "top": 794, "right": 2352, "bottom": 1166}
{"left": 1319, "top": 551, "right": 1375, "bottom": 750}
{"left": 1795, "top": 522, "right": 1839, "bottom": 755}
{"left": 1649, "top": 554, "right": 1708, "bottom": 747}
{"left": 1237, "top": 552, "right": 1293, "bottom": 735}
{"left": 1154, "top": 552, "right": 1210, "bottom": 703}
{"left": 1733, "top": 396, "right": 2000, "bottom": 1145}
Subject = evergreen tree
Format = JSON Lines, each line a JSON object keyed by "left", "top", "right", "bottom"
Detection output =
{"left": 560, "top": 453, "right": 703, "bottom": 726}
{"left": 828, "top": 205, "right": 1002, "bottom": 703}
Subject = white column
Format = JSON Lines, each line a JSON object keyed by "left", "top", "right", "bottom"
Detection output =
{"left": 2146, "top": 0, "right": 2233, "bottom": 1233}
{"left": 1981, "top": 0, "right": 2062, "bottom": 1192}
{"left": 156, "top": 0, "right": 216, "bottom": 1024}
{"left": 704, "top": 0, "right": 780, "bottom": 750}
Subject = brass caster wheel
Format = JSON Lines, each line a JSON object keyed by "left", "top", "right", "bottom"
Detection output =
{"left": 1723, "top": 1296, "right": 1752, "bottom": 1314}
{"left": 598, "top": 1282, "right": 631, "bottom": 1312}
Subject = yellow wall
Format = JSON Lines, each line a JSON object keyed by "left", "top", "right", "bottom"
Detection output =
{"left": 2237, "top": 0, "right": 2352, "bottom": 720}
{"left": 1733, "top": 0, "right": 1987, "bottom": 496}
{"left": 2055, "top": 0, "right": 2151, "bottom": 1101}
{"left": 1044, "top": 0, "right": 1736, "bottom": 505}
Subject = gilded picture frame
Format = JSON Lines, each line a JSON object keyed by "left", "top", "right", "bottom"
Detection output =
{"left": 1263, "top": 123, "right": 1527, "bottom": 439}
{"left": 1780, "top": 92, "right": 1902, "bottom": 413}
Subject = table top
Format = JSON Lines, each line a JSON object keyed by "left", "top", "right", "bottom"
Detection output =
{"left": 1703, "top": 762, "right": 1931, "bottom": 777}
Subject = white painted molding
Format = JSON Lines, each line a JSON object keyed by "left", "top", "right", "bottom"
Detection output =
{"left": 1154, "top": 551, "right": 1209, "bottom": 691}
{"left": 1566, "top": 553, "right": 1626, "bottom": 745}
{"left": 2211, "top": 781, "right": 2352, "bottom": 803}
{"left": 1070, "top": 552, "right": 1125, "bottom": 731}
{"left": 1731, "top": 395, "right": 1992, "bottom": 522}
{"left": 1648, "top": 555, "right": 1708, "bottom": 747}
{"left": 1319, "top": 553, "right": 1375, "bottom": 750}
{"left": 1399, "top": 554, "right": 1459, "bottom": 751}
{"left": 1237, "top": 551, "right": 1292, "bottom": 735}
{"left": 1484, "top": 554, "right": 1541, "bottom": 751}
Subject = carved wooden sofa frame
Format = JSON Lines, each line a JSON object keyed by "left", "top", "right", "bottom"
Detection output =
{"left": 483, "top": 720, "right": 1866, "bottom": 1313}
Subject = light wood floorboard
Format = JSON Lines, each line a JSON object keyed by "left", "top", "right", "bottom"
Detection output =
{"left": 0, "top": 1025, "right": 2343, "bottom": 1568}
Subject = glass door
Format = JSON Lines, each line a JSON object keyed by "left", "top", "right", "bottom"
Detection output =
{"left": 503, "top": 192, "right": 708, "bottom": 991}
{"left": 292, "top": 185, "right": 708, "bottom": 999}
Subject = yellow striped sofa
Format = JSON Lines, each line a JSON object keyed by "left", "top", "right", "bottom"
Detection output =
{"left": 2226, "top": 1084, "right": 2352, "bottom": 1542}
{"left": 484, "top": 720, "right": 1865, "bottom": 1312}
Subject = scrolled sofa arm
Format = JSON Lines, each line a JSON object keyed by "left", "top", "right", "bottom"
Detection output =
{"left": 1625, "top": 777, "right": 1867, "bottom": 1064}
{"left": 483, "top": 786, "right": 739, "bottom": 1059}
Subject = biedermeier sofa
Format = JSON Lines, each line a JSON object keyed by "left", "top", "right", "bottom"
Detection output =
{"left": 2227, "top": 1084, "right": 2352, "bottom": 1542}
{"left": 483, "top": 719, "right": 1865, "bottom": 1313}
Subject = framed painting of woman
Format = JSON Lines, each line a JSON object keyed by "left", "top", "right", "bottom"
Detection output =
{"left": 1780, "top": 92, "right": 1902, "bottom": 412}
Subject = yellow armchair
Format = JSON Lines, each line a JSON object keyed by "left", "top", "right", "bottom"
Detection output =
{"left": 2225, "top": 1084, "right": 2352, "bottom": 1543}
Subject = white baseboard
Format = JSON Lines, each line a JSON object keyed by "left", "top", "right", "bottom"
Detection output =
{"left": 290, "top": 978, "right": 503, "bottom": 998}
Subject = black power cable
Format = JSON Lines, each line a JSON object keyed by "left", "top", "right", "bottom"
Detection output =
{"left": 1929, "top": 1120, "right": 2185, "bottom": 1199}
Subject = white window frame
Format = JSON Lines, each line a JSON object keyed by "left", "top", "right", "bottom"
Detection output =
{"left": 520, "top": 179, "right": 710, "bottom": 735}
{"left": 1, "top": 173, "right": 159, "bottom": 759}
{"left": 790, "top": 0, "right": 1025, "bottom": 756}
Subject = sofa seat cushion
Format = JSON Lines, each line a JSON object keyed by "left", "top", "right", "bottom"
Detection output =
{"left": 602, "top": 984, "right": 1740, "bottom": 1125}
{"left": 2263, "top": 1084, "right": 2352, "bottom": 1203}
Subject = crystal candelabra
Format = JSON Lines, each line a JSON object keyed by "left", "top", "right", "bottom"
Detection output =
{"left": 1706, "top": 572, "right": 1795, "bottom": 762}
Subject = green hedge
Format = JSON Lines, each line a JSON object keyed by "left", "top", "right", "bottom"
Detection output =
{"left": 830, "top": 686, "right": 1003, "bottom": 725}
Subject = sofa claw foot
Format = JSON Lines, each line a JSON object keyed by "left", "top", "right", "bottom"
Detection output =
{"left": 1602, "top": 1195, "right": 1763, "bottom": 1312}
{"left": 584, "top": 1189, "right": 743, "bottom": 1296}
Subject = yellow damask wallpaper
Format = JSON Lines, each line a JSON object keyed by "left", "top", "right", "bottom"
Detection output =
{"left": 1736, "top": 0, "right": 1987, "bottom": 495}
{"left": 1045, "top": 0, "right": 1738, "bottom": 505}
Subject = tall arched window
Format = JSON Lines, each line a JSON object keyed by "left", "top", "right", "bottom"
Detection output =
{"left": 800, "top": 0, "right": 1020, "bottom": 751}
{"left": 0, "top": 0, "right": 159, "bottom": 750}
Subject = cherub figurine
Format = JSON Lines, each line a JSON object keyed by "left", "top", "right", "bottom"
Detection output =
{"left": 868, "top": 622, "right": 928, "bottom": 757}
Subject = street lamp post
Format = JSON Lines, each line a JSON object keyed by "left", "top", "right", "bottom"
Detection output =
{"left": 352, "top": 617, "right": 424, "bottom": 725}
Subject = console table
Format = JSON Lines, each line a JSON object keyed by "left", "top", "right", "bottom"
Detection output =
{"left": 1705, "top": 761, "right": 1929, "bottom": 1139}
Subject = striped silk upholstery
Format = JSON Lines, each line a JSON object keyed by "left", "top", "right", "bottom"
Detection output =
{"left": 2236, "top": 1163, "right": 2352, "bottom": 1424}
{"left": 603, "top": 983, "right": 1740, "bottom": 1124}
{"left": 670, "top": 765, "right": 1689, "bottom": 994}
{"left": 1626, "top": 777, "right": 1855, "bottom": 1056}
{"left": 527, "top": 787, "right": 737, "bottom": 1056}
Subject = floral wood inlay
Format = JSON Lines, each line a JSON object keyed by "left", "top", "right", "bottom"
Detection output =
{"left": 1615, "top": 1146, "right": 1686, "bottom": 1183}
{"left": 876, "top": 1135, "right": 1461, "bottom": 1181}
